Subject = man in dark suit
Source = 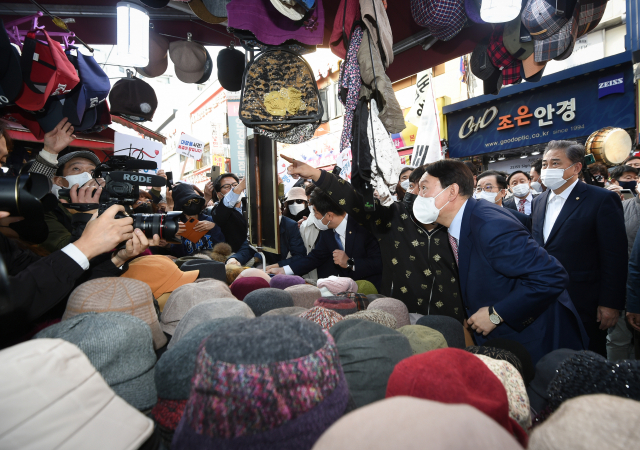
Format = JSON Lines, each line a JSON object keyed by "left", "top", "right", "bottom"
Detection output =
{"left": 531, "top": 141, "right": 627, "bottom": 356}
{"left": 504, "top": 170, "right": 538, "bottom": 214}
{"left": 267, "top": 188, "right": 383, "bottom": 289}
{"left": 476, "top": 170, "right": 531, "bottom": 231}
{"left": 416, "top": 160, "right": 587, "bottom": 364}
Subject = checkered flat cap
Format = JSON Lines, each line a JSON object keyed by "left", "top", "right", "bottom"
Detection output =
{"left": 575, "top": 0, "right": 607, "bottom": 38}
{"left": 534, "top": 16, "right": 576, "bottom": 62}
{"left": 523, "top": 0, "right": 568, "bottom": 41}
{"left": 488, "top": 26, "right": 518, "bottom": 70}
{"left": 410, "top": 0, "right": 467, "bottom": 41}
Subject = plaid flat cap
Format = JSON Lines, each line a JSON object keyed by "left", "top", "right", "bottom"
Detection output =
{"left": 575, "top": 0, "right": 607, "bottom": 38}
{"left": 410, "top": 0, "right": 467, "bottom": 41}
{"left": 534, "top": 16, "right": 576, "bottom": 62}
{"left": 523, "top": 0, "right": 568, "bottom": 41}
{"left": 488, "top": 26, "right": 517, "bottom": 70}
{"left": 336, "top": 292, "right": 370, "bottom": 311}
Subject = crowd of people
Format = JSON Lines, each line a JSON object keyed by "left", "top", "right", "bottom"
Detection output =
{"left": 1, "top": 118, "right": 640, "bottom": 449}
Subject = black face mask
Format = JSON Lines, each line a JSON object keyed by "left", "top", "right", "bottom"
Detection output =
{"left": 133, "top": 204, "right": 153, "bottom": 214}
{"left": 403, "top": 192, "right": 417, "bottom": 211}
{"left": 182, "top": 204, "right": 202, "bottom": 216}
{"left": 290, "top": 207, "right": 310, "bottom": 222}
{"left": 619, "top": 180, "right": 638, "bottom": 192}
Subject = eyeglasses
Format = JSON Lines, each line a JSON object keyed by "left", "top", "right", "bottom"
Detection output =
{"left": 221, "top": 183, "right": 239, "bottom": 190}
{"left": 475, "top": 185, "right": 499, "bottom": 193}
{"left": 287, "top": 199, "right": 306, "bottom": 204}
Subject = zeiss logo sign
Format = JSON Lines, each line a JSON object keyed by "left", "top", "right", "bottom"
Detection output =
{"left": 598, "top": 73, "right": 624, "bottom": 99}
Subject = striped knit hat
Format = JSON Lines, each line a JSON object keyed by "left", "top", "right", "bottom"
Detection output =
{"left": 299, "top": 306, "right": 344, "bottom": 330}
{"left": 314, "top": 297, "right": 357, "bottom": 316}
{"left": 172, "top": 316, "right": 349, "bottom": 450}
{"left": 336, "top": 292, "right": 370, "bottom": 311}
{"left": 344, "top": 309, "right": 397, "bottom": 329}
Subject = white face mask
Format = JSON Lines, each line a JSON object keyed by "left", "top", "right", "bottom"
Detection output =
{"left": 315, "top": 212, "right": 330, "bottom": 231}
{"left": 511, "top": 183, "right": 530, "bottom": 198}
{"left": 288, "top": 202, "right": 306, "bottom": 215}
{"left": 530, "top": 181, "right": 542, "bottom": 192}
{"left": 413, "top": 186, "right": 450, "bottom": 224}
{"left": 308, "top": 205, "right": 329, "bottom": 231}
{"left": 541, "top": 164, "right": 576, "bottom": 191}
{"left": 400, "top": 179, "right": 411, "bottom": 190}
{"left": 64, "top": 171, "right": 93, "bottom": 188}
{"left": 477, "top": 190, "right": 499, "bottom": 203}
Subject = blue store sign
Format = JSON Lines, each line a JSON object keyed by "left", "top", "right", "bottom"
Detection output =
{"left": 445, "top": 61, "right": 635, "bottom": 158}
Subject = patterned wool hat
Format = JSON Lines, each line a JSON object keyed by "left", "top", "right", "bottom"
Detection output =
{"left": 63, "top": 277, "right": 167, "bottom": 350}
{"left": 575, "top": 0, "right": 608, "bottom": 38}
{"left": 317, "top": 276, "right": 358, "bottom": 295}
{"left": 522, "top": 0, "right": 569, "bottom": 41}
{"left": 237, "top": 267, "right": 271, "bottom": 283}
{"left": 153, "top": 318, "right": 250, "bottom": 443}
{"left": 546, "top": 351, "right": 640, "bottom": 413}
{"left": 410, "top": 0, "right": 467, "bottom": 41}
{"left": 230, "top": 277, "right": 270, "bottom": 301}
{"left": 367, "top": 298, "right": 410, "bottom": 328}
{"left": 416, "top": 315, "right": 465, "bottom": 349}
{"left": 481, "top": 338, "right": 535, "bottom": 386}
{"left": 526, "top": 349, "right": 578, "bottom": 414}
{"left": 270, "top": 274, "right": 306, "bottom": 290}
{"left": 0, "top": 339, "right": 155, "bottom": 450}
{"left": 529, "top": 394, "right": 640, "bottom": 450}
{"left": 533, "top": 15, "right": 577, "bottom": 62}
{"left": 299, "top": 306, "right": 344, "bottom": 330}
{"left": 331, "top": 320, "right": 413, "bottom": 409}
{"left": 262, "top": 306, "right": 309, "bottom": 317}
{"left": 285, "top": 284, "right": 322, "bottom": 308}
{"left": 488, "top": 25, "right": 522, "bottom": 86}
{"left": 161, "top": 280, "right": 237, "bottom": 335}
{"left": 314, "top": 297, "right": 358, "bottom": 316}
{"left": 355, "top": 280, "right": 377, "bottom": 295}
{"left": 398, "top": 325, "right": 448, "bottom": 355}
{"left": 313, "top": 397, "right": 525, "bottom": 450}
{"left": 344, "top": 309, "right": 397, "bottom": 329}
{"left": 172, "top": 316, "right": 349, "bottom": 450}
{"left": 474, "top": 354, "right": 532, "bottom": 431}
{"left": 337, "top": 292, "right": 370, "bottom": 311}
{"left": 36, "top": 312, "right": 157, "bottom": 411}
{"left": 168, "top": 299, "right": 255, "bottom": 350}
{"left": 243, "top": 288, "right": 294, "bottom": 316}
{"left": 386, "top": 348, "right": 528, "bottom": 447}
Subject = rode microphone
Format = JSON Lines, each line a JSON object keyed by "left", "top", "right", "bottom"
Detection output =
{"left": 107, "top": 171, "right": 166, "bottom": 188}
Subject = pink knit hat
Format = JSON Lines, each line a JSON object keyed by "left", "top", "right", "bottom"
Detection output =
{"left": 299, "top": 306, "right": 344, "bottom": 330}
{"left": 317, "top": 277, "right": 358, "bottom": 295}
{"left": 368, "top": 298, "right": 411, "bottom": 328}
{"left": 237, "top": 268, "right": 271, "bottom": 284}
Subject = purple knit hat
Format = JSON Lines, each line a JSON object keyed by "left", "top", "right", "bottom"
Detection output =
{"left": 314, "top": 297, "right": 357, "bottom": 317}
{"left": 172, "top": 316, "right": 349, "bottom": 450}
{"left": 270, "top": 274, "right": 306, "bottom": 290}
{"left": 299, "top": 306, "right": 344, "bottom": 330}
{"left": 465, "top": 0, "right": 486, "bottom": 24}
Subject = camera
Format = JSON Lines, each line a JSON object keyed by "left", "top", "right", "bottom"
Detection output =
{"left": 0, "top": 173, "right": 58, "bottom": 219}
{"left": 59, "top": 155, "right": 182, "bottom": 242}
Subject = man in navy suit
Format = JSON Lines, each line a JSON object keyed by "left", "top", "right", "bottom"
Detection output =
{"left": 266, "top": 188, "right": 382, "bottom": 289}
{"left": 416, "top": 160, "right": 587, "bottom": 364}
{"left": 531, "top": 141, "right": 627, "bottom": 356}
{"left": 504, "top": 170, "right": 538, "bottom": 214}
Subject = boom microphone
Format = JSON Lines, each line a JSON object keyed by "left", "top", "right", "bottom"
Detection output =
{"left": 118, "top": 159, "right": 158, "bottom": 171}
{"left": 107, "top": 171, "right": 167, "bottom": 188}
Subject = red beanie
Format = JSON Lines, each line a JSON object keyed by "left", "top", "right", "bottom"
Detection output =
{"left": 385, "top": 348, "right": 528, "bottom": 447}
{"left": 230, "top": 277, "right": 270, "bottom": 301}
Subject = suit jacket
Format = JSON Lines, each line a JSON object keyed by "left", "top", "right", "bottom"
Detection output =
{"left": 504, "top": 206, "right": 532, "bottom": 232}
{"left": 266, "top": 216, "right": 307, "bottom": 266}
{"left": 531, "top": 182, "right": 627, "bottom": 323}
{"left": 504, "top": 193, "right": 538, "bottom": 213}
{"left": 459, "top": 199, "right": 587, "bottom": 364}
{"left": 286, "top": 215, "right": 383, "bottom": 289}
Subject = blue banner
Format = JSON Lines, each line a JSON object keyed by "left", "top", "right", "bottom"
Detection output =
{"left": 598, "top": 72, "right": 624, "bottom": 98}
{"left": 446, "top": 64, "right": 635, "bottom": 158}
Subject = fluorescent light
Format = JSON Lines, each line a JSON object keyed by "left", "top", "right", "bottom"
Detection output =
{"left": 481, "top": 0, "right": 522, "bottom": 23}
{"left": 497, "top": 154, "right": 506, "bottom": 160}
{"left": 116, "top": 2, "right": 149, "bottom": 67}
{"left": 520, "top": 153, "right": 528, "bottom": 159}
{"left": 531, "top": 150, "right": 540, "bottom": 155}
{"left": 488, "top": 157, "right": 496, "bottom": 163}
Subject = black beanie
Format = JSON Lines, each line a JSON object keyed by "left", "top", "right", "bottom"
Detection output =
{"left": 217, "top": 46, "right": 245, "bottom": 92}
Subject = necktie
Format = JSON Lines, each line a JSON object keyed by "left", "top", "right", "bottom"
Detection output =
{"left": 448, "top": 234, "right": 459, "bottom": 265}
{"left": 334, "top": 231, "right": 344, "bottom": 250}
{"left": 518, "top": 198, "right": 526, "bottom": 213}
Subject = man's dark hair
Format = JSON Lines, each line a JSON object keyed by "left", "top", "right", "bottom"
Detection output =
{"left": 623, "top": 155, "right": 640, "bottom": 165}
{"left": 506, "top": 170, "right": 531, "bottom": 185}
{"left": 531, "top": 158, "right": 542, "bottom": 175}
{"left": 309, "top": 187, "right": 345, "bottom": 216}
{"left": 544, "top": 140, "right": 585, "bottom": 165}
{"left": 610, "top": 165, "right": 639, "bottom": 181}
{"left": 463, "top": 161, "right": 477, "bottom": 176}
{"left": 425, "top": 160, "right": 475, "bottom": 197}
{"left": 400, "top": 166, "right": 413, "bottom": 176}
{"left": 214, "top": 173, "right": 240, "bottom": 193}
{"left": 304, "top": 183, "right": 316, "bottom": 197}
{"left": 588, "top": 162, "right": 609, "bottom": 177}
{"left": 478, "top": 170, "right": 507, "bottom": 190}
{"left": 409, "top": 165, "right": 427, "bottom": 184}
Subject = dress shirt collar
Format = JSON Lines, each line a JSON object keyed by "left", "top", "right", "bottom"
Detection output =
{"left": 448, "top": 199, "right": 468, "bottom": 241}
{"left": 334, "top": 213, "right": 349, "bottom": 238}
{"left": 525, "top": 192, "right": 533, "bottom": 203}
{"left": 548, "top": 178, "right": 579, "bottom": 203}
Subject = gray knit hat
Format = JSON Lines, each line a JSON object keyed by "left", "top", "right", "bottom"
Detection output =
{"left": 161, "top": 280, "right": 236, "bottom": 335}
{"left": 168, "top": 299, "right": 255, "bottom": 350}
{"left": 35, "top": 312, "right": 157, "bottom": 411}
{"left": 416, "top": 315, "right": 465, "bottom": 349}
{"left": 368, "top": 298, "right": 410, "bottom": 328}
{"left": 330, "top": 319, "right": 413, "bottom": 408}
{"left": 284, "top": 284, "right": 321, "bottom": 308}
{"left": 262, "top": 306, "right": 309, "bottom": 317}
{"left": 243, "top": 288, "right": 294, "bottom": 316}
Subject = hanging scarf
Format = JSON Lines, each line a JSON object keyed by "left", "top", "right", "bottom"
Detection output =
{"left": 338, "top": 26, "right": 363, "bottom": 152}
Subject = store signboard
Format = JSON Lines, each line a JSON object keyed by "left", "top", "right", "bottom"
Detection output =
{"left": 227, "top": 98, "right": 246, "bottom": 178}
{"left": 446, "top": 64, "right": 635, "bottom": 158}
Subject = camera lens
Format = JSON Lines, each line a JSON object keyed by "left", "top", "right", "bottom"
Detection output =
{"left": 131, "top": 211, "right": 182, "bottom": 242}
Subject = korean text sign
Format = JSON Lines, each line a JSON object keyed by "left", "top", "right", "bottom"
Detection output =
{"left": 446, "top": 64, "right": 635, "bottom": 158}
{"left": 177, "top": 133, "right": 205, "bottom": 161}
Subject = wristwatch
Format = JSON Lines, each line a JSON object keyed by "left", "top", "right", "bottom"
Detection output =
{"left": 489, "top": 306, "right": 502, "bottom": 325}
{"left": 347, "top": 257, "right": 355, "bottom": 271}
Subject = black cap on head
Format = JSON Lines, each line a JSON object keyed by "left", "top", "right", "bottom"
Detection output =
{"left": 217, "top": 46, "right": 245, "bottom": 92}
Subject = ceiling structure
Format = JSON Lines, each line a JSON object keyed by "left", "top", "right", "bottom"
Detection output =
{"left": 1, "top": 0, "right": 492, "bottom": 82}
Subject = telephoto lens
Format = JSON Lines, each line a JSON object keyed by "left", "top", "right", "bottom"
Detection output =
{"left": 131, "top": 211, "right": 182, "bottom": 242}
